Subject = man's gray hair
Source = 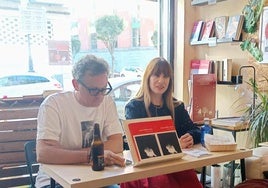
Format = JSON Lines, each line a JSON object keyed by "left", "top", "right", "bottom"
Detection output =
{"left": 72, "top": 55, "right": 109, "bottom": 80}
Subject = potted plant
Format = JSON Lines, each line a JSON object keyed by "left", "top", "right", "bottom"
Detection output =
{"left": 243, "top": 76, "right": 268, "bottom": 147}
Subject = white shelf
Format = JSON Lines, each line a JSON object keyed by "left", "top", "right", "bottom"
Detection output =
{"left": 190, "top": 37, "right": 242, "bottom": 46}
{"left": 191, "top": 0, "right": 227, "bottom": 6}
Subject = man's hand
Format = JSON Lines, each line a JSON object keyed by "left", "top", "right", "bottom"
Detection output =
{"left": 179, "top": 133, "right": 194, "bottom": 149}
{"left": 103, "top": 150, "right": 126, "bottom": 167}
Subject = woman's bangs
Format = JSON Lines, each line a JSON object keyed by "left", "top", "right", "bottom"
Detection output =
{"left": 152, "top": 60, "right": 170, "bottom": 77}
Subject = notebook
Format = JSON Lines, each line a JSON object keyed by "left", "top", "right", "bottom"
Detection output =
{"left": 122, "top": 116, "right": 184, "bottom": 166}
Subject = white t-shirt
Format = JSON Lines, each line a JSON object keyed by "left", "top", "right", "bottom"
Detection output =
{"left": 35, "top": 91, "right": 123, "bottom": 187}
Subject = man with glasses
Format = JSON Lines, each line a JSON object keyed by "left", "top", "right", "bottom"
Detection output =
{"left": 36, "top": 55, "right": 125, "bottom": 188}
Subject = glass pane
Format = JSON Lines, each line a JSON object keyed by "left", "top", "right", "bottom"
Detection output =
{"left": 0, "top": 0, "right": 161, "bottom": 118}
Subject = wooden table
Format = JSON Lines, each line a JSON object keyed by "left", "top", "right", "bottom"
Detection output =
{"left": 42, "top": 146, "right": 252, "bottom": 188}
{"left": 210, "top": 117, "right": 249, "bottom": 140}
{"left": 210, "top": 117, "right": 250, "bottom": 187}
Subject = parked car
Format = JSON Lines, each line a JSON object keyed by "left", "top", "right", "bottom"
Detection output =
{"left": 120, "top": 66, "right": 143, "bottom": 77}
{"left": 109, "top": 77, "right": 141, "bottom": 120}
{"left": 0, "top": 72, "right": 63, "bottom": 101}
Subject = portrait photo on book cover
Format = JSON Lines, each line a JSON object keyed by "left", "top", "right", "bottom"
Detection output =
{"left": 158, "top": 132, "right": 182, "bottom": 155}
{"left": 134, "top": 132, "right": 182, "bottom": 159}
{"left": 135, "top": 134, "right": 161, "bottom": 159}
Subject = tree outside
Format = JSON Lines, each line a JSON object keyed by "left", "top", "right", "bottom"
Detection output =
{"left": 151, "top": 30, "right": 158, "bottom": 48}
{"left": 95, "top": 15, "right": 124, "bottom": 77}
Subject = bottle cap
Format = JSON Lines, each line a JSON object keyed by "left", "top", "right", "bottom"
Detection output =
{"left": 204, "top": 117, "right": 210, "bottom": 124}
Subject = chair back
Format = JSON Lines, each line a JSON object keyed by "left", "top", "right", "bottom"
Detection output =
{"left": 24, "top": 140, "right": 37, "bottom": 188}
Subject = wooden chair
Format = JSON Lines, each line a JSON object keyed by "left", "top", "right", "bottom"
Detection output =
{"left": 0, "top": 107, "right": 39, "bottom": 187}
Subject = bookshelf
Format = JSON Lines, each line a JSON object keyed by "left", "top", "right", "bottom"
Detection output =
{"left": 189, "top": 12, "right": 244, "bottom": 47}
{"left": 186, "top": 0, "right": 249, "bottom": 119}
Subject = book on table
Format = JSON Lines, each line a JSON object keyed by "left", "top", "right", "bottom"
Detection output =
{"left": 122, "top": 116, "right": 184, "bottom": 166}
{"left": 225, "top": 15, "right": 244, "bottom": 40}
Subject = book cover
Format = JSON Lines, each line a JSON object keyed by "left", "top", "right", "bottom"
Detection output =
{"left": 215, "top": 60, "right": 223, "bottom": 82}
{"left": 222, "top": 58, "right": 232, "bottom": 81}
{"left": 190, "top": 74, "right": 216, "bottom": 122}
{"left": 201, "top": 20, "right": 215, "bottom": 41}
{"left": 123, "top": 116, "right": 184, "bottom": 166}
{"left": 190, "top": 20, "right": 204, "bottom": 42}
{"left": 214, "top": 16, "right": 228, "bottom": 39}
{"left": 190, "top": 59, "right": 212, "bottom": 79}
{"left": 225, "top": 15, "right": 244, "bottom": 40}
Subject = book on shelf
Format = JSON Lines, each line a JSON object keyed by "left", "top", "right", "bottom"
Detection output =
{"left": 222, "top": 58, "right": 232, "bottom": 81}
{"left": 225, "top": 15, "right": 244, "bottom": 40}
{"left": 190, "top": 59, "right": 213, "bottom": 78}
{"left": 190, "top": 20, "right": 205, "bottom": 42}
{"left": 215, "top": 60, "right": 223, "bottom": 82}
{"left": 188, "top": 60, "right": 215, "bottom": 115}
{"left": 214, "top": 16, "right": 229, "bottom": 39}
{"left": 122, "top": 116, "right": 184, "bottom": 166}
{"left": 215, "top": 59, "right": 232, "bottom": 82}
{"left": 190, "top": 74, "right": 216, "bottom": 123}
{"left": 201, "top": 20, "right": 215, "bottom": 41}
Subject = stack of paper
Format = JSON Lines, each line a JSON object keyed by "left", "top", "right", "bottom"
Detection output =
{"left": 211, "top": 117, "right": 245, "bottom": 127}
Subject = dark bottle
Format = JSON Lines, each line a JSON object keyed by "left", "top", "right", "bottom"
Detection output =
{"left": 201, "top": 118, "right": 212, "bottom": 147}
{"left": 91, "top": 123, "right": 104, "bottom": 171}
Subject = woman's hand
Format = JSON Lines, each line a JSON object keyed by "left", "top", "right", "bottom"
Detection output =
{"left": 179, "top": 133, "right": 194, "bottom": 149}
{"left": 104, "top": 150, "right": 126, "bottom": 167}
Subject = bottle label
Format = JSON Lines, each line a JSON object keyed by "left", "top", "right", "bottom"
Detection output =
{"left": 97, "top": 155, "right": 104, "bottom": 167}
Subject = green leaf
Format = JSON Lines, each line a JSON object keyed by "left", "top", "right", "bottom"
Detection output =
{"left": 244, "top": 76, "right": 268, "bottom": 147}
{"left": 240, "top": 0, "right": 265, "bottom": 62}
{"left": 240, "top": 40, "right": 263, "bottom": 62}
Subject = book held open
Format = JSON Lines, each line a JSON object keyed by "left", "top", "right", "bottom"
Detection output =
{"left": 122, "top": 116, "right": 184, "bottom": 166}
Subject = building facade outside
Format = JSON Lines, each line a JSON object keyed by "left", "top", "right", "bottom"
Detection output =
{"left": 0, "top": 0, "right": 158, "bottom": 90}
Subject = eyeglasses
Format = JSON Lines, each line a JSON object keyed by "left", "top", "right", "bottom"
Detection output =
{"left": 77, "top": 79, "right": 112, "bottom": 96}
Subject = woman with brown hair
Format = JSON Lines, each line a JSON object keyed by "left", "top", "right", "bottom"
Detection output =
{"left": 121, "top": 57, "right": 202, "bottom": 188}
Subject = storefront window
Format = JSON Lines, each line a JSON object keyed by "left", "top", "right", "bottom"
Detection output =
{"left": 0, "top": 0, "right": 173, "bottom": 116}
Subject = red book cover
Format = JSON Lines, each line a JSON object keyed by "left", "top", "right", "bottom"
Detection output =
{"left": 190, "top": 74, "right": 216, "bottom": 123}
{"left": 190, "top": 59, "right": 212, "bottom": 78}
{"left": 123, "top": 116, "right": 184, "bottom": 166}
